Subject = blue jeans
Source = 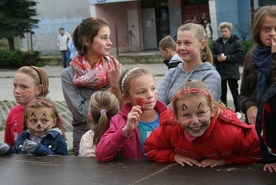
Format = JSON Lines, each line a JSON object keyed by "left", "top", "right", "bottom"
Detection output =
{"left": 61, "top": 50, "right": 70, "bottom": 68}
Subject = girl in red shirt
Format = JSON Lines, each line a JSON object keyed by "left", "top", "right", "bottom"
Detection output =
{"left": 145, "top": 79, "right": 260, "bottom": 167}
{"left": 4, "top": 66, "right": 49, "bottom": 147}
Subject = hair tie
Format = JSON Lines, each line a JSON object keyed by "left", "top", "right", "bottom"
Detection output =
{"left": 100, "top": 109, "right": 107, "bottom": 114}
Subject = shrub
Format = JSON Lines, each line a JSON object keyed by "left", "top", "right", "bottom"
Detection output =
{"left": 22, "top": 51, "right": 41, "bottom": 66}
{"left": 0, "top": 49, "right": 40, "bottom": 68}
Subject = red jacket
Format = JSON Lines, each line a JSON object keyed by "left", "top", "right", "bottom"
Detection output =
{"left": 145, "top": 108, "right": 261, "bottom": 164}
{"left": 96, "top": 100, "right": 168, "bottom": 162}
{"left": 5, "top": 104, "right": 24, "bottom": 147}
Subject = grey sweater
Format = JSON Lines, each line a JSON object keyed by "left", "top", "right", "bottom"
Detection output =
{"left": 61, "top": 66, "right": 109, "bottom": 126}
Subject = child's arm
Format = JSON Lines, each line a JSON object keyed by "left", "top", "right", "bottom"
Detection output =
{"left": 96, "top": 117, "right": 131, "bottom": 162}
{"left": 224, "top": 125, "right": 261, "bottom": 164}
{"left": 22, "top": 135, "right": 68, "bottom": 156}
{"left": 96, "top": 107, "right": 141, "bottom": 162}
{"left": 144, "top": 126, "right": 175, "bottom": 163}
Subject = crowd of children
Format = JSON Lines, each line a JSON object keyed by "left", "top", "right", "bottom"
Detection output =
{"left": 0, "top": 5, "right": 276, "bottom": 174}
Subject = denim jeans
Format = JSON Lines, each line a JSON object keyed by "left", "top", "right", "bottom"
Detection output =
{"left": 61, "top": 50, "right": 70, "bottom": 68}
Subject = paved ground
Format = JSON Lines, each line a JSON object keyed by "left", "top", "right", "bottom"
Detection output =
{"left": 0, "top": 63, "right": 244, "bottom": 150}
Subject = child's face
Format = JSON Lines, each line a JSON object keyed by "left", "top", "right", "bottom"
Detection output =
{"left": 176, "top": 95, "right": 214, "bottom": 138}
{"left": 160, "top": 48, "right": 170, "bottom": 60}
{"left": 125, "top": 74, "right": 157, "bottom": 110}
{"left": 26, "top": 107, "right": 56, "bottom": 136}
{"left": 259, "top": 15, "right": 276, "bottom": 47}
{"left": 13, "top": 73, "right": 41, "bottom": 106}
{"left": 176, "top": 30, "right": 205, "bottom": 63}
{"left": 87, "top": 26, "right": 112, "bottom": 58}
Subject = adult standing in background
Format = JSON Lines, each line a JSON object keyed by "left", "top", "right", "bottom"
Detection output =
{"left": 57, "top": 27, "right": 71, "bottom": 68}
{"left": 61, "top": 17, "right": 122, "bottom": 156}
{"left": 211, "top": 22, "right": 244, "bottom": 119}
{"left": 203, "top": 19, "right": 213, "bottom": 42}
{"left": 68, "top": 38, "right": 78, "bottom": 61}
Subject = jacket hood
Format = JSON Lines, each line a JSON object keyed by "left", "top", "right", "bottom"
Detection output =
{"left": 193, "top": 61, "right": 216, "bottom": 72}
{"left": 175, "top": 61, "right": 215, "bottom": 73}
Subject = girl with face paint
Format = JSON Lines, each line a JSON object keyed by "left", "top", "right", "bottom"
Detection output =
{"left": 4, "top": 66, "right": 49, "bottom": 148}
{"left": 95, "top": 67, "right": 168, "bottom": 162}
{"left": 13, "top": 97, "right": 68, "bottom": 155}
{"left": 145, "top": 79, "right": 261, "bottom": 167}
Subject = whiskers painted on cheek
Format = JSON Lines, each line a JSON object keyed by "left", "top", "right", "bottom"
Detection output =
{"left": 202, "top": 117, "right": 210, "bottom": 126}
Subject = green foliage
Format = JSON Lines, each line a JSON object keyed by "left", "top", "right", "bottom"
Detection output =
{"left": 22, "top": 50, "right": 41, "bottom": 66}
{"left": 0, "top": 49, "right": 40, "bottom": 68}
{"left": 0, "top": 0, "right": 39, "bottom": 50}
{"left": 242, "top": 40, "right": 253, "bottom": 54}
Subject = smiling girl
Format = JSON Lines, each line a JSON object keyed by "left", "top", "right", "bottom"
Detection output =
{"left": 145, "top": 79, "right": 260, "bottom": 167}
{"left": 158, "top": 23, "right": 221, "bottom": 106}
{"left": 96, "top": 67, "right": 168, "bottom": 162}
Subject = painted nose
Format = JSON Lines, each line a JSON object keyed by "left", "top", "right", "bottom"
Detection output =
{"left": 37, "top": 124, "right": 42, "bottom": 129}
{"left": 191, "top": 116, "right": 199, "bottom": 124}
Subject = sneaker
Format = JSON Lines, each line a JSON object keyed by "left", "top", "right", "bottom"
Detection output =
{"left": 236, "top": 112, "right": 242, "bottom": 119}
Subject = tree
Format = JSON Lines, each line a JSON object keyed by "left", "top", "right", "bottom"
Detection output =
{"left": 0, "top": 0, "right": 39, "bottom": 51}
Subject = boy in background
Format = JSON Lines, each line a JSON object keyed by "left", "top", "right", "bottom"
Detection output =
{"left": 159, "top": 35, "right": 183, "bottom": 69}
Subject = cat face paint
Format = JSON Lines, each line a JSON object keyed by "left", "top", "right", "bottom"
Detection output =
{"left": 177, "top": 96, "right": 213, "bottom": 138}
{"left": 26, "top": 107, "right": 56, "bottom": 136}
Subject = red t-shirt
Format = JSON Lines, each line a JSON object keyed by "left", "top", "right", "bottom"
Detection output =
{"left": 4, "top": 104, "right": 24, "bottom": 147}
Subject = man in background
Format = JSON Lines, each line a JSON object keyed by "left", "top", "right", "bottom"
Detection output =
{"left": 57, "top": 27, "right": 71, "bottom": 68}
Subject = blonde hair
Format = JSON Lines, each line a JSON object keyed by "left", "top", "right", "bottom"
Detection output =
{"left": 24, "top": 96, "right": 66, "bottom": 139}
{"left": 159, "top": 35, "right": 176, "bottom": 51}
{"left": 89, "top": 91, "right": 119, "bottom": 145}
{"left": 218, "top": 22, "right": 233, "bottom": 32}
{"left": 17, "top": 66, "right": 49, "bottom": 96}
{"left": 172, "top": 79, "right": 225, "bottom": 118}
{"left": 252, "top": 5, "right": 276, "bottom": 46}
{"left": 178, "top": 23, "right": 213, "bottom": 63}
{"left": 119, "top": 67, "right": 154, "bottom": 95}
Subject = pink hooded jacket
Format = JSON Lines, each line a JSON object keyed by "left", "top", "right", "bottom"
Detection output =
{"left": 95, "top": 100, "right": 168, "bottom": 162}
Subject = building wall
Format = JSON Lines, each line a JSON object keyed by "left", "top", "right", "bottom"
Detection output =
{"left": 19, "top": 0, "right": 253, "bottom": 54}
{"left": 92, "top": 1, "right": 141, "bottom": 53}
{"left": 212, "top": 0, "right": 251, "bottom": 40}
{"left": 20, "top": 0, "right": 90, "bottom": 54}
{"left": 168, "top": 0, "right": 182, "bottom": 39}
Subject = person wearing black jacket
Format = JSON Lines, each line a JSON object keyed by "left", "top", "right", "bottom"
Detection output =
{"left": 211, "top": 22, "right": 245, "bottom": 119}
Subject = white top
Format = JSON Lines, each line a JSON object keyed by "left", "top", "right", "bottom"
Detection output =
{"left": 78, "top": 130, "right": 96, "bottom": 157}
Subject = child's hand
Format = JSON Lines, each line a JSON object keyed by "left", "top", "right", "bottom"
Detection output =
{"left": 199, "top": 158, "right": 226, "bottom": 168}
{"left": 108, "top": 60, "right": 122, "bottom": 88}
{"left": 122, "top": 106, "right": 142, "bottom": 135}
{"left": 271, "top": 38, "right": 276, "bottom": 53}
{"left": 21, "top": 139, "right": 38, "bottom": 153}
{"left": 263, "top": 163, "right": 276, "bottom": 173}
{"left": 174, "top": 153, "right": 200, "bottom": 167}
